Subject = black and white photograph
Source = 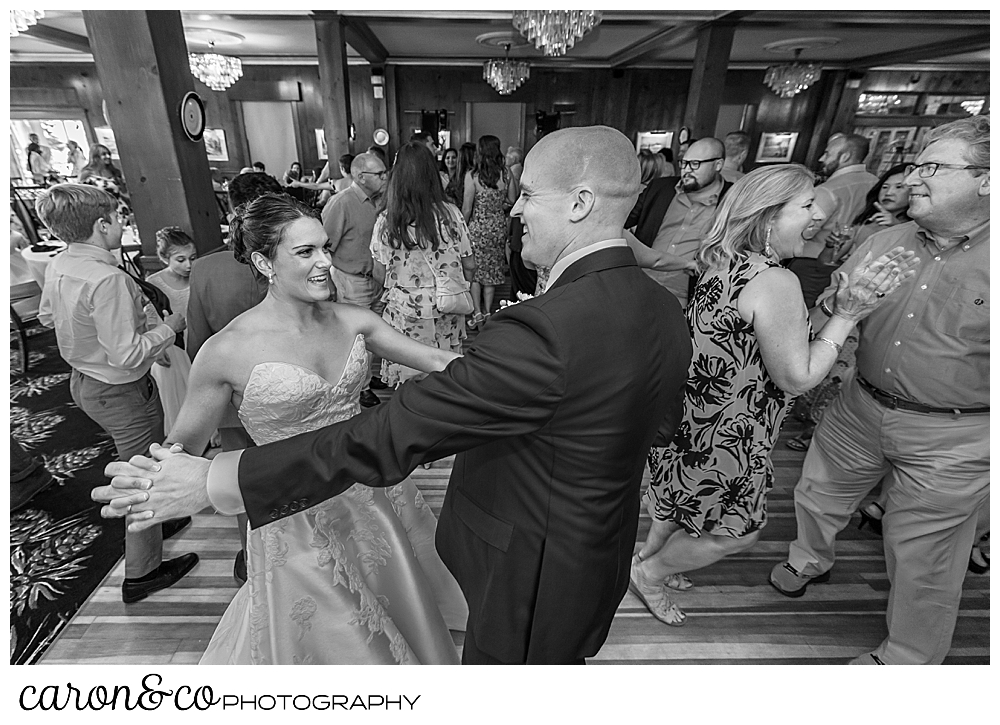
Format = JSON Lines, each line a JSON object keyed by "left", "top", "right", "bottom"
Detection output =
{"left": 7, "top": 6, "right": 990, "bottom": 718}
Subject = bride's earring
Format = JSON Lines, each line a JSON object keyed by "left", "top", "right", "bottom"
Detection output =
{"left": 267, "top": 271, "right": 275, "bottom": 285}
{"left": 764, "top": 227, "right": 773, "bottom": 258}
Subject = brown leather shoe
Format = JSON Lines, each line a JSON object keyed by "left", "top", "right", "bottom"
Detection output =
{"left": 122, "top": 553, "right": 199, "bottom": 604}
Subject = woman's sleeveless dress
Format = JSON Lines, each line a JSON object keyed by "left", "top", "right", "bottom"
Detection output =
{"left": 467, "top": 178, "right": 508, "bottom": 286}
{"left": 646, "top": 255, "right": 795, "bottom": 538}
{"left": 200, "top": 334, "right": 468, "bottom": 664}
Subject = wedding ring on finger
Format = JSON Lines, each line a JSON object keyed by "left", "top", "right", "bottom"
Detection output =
{"left": 127, "top": 504, "right": 133, "bottom": 514}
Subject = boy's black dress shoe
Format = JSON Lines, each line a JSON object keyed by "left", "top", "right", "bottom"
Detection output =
{"left": 122, "top": 553, "right": 199, "bottom": 604}
{"left": 369, "top": 376, "right": 388, "bottom": 390}
{"left": 359, "top": 389, "right": 381, "bottom": 408}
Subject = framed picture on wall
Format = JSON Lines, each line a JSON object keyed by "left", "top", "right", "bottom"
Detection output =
{"left": 755, "top": 132, "right": 798, "bottom": 163}
{"left": 635, "top": 131, "right": 673, "bottom": 154}
{"left": 315, "top": 129, "right": 328, "bottom": 160}
{"left": 94, "top": 126, "right": 120, "bottom": 158}
{"left": 203, "top": 128, "right": 228, "bottom": 161}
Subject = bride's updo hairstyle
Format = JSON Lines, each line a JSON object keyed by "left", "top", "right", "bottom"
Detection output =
{"left": 230, "top": 192, "right": 319, "bottom": 278}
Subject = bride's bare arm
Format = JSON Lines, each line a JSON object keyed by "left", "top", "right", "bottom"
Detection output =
{"left": 349, "top": 307, "right": 460, "bottom": 374}
{"left": 164, "top": 336, "right": 237, "bottom": 454}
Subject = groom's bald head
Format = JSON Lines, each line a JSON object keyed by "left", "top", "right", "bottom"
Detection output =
{"left": 528, "top": 126, "right": 640, "bottom": 223}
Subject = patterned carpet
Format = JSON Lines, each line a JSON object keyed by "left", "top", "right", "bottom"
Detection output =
{"left": 10, "top": 327, "right": 124, "bottom": 664}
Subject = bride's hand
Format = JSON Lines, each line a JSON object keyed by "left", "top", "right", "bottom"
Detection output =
{"left": 95, "top": 443, "right": 212, "bottom": 532}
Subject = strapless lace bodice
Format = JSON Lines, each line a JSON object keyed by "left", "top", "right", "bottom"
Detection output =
{"left": 238, "top": 334, "right": 370, "bottom": 445}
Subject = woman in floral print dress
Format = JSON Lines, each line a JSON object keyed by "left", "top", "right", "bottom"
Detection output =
{"left": 629, "top": 165, "right": 919, "bottom": 626}
{"left": 372, "top": 141, "right": 477, "bottom": 387}
{"left": 462, "top": 135, "right": 517, "bottom": 327}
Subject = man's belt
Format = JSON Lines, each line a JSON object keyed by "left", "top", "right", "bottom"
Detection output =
{"left": 857, "top": 376, "right": 989, "bottom": 416}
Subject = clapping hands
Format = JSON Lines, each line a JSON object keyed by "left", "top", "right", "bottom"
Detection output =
{"left": 832, "top": 246, "right": 920, "bottom": 322}
{"left": 871, "top": 202, "right": 898, "bottom": 227}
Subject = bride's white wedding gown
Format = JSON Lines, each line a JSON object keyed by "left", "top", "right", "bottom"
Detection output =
{"left": 200, "top": 334, "right": 468, "bottom": 664}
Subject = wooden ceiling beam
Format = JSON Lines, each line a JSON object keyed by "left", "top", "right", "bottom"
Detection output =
{"left": 850, "top": 32, "right": 991, "bottom": 69}
{"left": 609, "top": 10, "right": 754, "bottom": 68}
{"left": 22, "top": 24, "right": 92, "bottom": 54}
{"left": 341, "top": 16, "right": 389, "bottom": 64}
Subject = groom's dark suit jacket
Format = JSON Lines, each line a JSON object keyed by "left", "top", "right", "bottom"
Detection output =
{"left": 237, "top": 246, "right": 691, "bottom": 663}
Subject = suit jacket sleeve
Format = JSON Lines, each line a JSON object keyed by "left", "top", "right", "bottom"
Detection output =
{"left": 238, "top": 303, "right": 567, "bottom": 529}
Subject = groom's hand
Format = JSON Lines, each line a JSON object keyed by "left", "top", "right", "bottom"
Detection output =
{"left": 94, "top": 443, "right": 213, "bottom": 532}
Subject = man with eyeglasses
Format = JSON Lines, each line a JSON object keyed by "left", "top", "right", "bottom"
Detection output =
{"left": 321, "top": 152, "right": 389, "bottom": 407}
{"left": 790, "top": 133, "right": 879, "bottom": 308}
{"left": 35, "top": 184, "right": 196, "bottom": 603}
{"left": 630, "top": 137, "right": 731, "bottom": 308}
{"left": 771, "top": 115, "right": 990, "bottom": 665}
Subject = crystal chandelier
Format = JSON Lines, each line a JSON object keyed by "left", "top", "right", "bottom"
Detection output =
{"left": 512, "top": 10, "right": 602, "bottom": 57}
{"left": 764, "top": 50, "right": 821, "bottom": 99}
{"left": 189, "top": 40, "right": 243, "bottom": 92}
{"left": 10, "top": 10, "right": 44, "bottom": 37}
{"left": 483, "top": 44, "right": 530, "bottom": 96}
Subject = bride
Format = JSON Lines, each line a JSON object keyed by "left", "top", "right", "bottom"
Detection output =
{"left": 164, "top": 192, "right": 468, "bottom": 664}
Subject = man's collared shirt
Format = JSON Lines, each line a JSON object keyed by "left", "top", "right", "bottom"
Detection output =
{"left": 803, "top": 163, "right": 879, "bottom": 258}
{"left": 820, "top": 219, "right": 989, "bottom": 409}
{"left": 38, "top": 243, "right": 175, "bottom": 384}
{"left": 647, "top": 177, "right": 722, "bottom": 306}
{"left": 321, "top": 182, "right": 379, "bottom": 275}
{"left": 543, "top": 238, "right": 628, "bottom": 291}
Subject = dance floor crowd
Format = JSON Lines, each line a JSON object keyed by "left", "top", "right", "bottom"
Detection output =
{"left": 16, "top": 113, "right": 988, "bottom": 666}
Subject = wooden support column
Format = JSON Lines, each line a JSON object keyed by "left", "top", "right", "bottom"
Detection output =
{"left": 313, "top": 12, "right": 353, "bottom": 159}
{"left": 683, "top": 23, "right": 736, "bottom": 141}
{"left": 82, "top": 10, "right": 222, "bottom": 262}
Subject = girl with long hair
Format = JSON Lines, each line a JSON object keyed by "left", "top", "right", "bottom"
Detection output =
{"left": 461, "top": 135, "right": 517, "bottom": 328}
{"left": 371, "top": 142, "right": 476, "bottom": 387}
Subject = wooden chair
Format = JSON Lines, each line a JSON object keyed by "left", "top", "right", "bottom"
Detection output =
{"left": 10, "top": 280, "right": 43, "bottom": 375}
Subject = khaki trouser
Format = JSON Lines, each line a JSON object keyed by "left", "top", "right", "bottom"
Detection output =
{"left": 787, "top": 371, "right": 989, "bottom": 664}
{"left": 70, "top": 370, "right": 165, "bottom": 579}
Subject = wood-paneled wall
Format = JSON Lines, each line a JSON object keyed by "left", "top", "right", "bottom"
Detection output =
{"left": 11, "top": 62, "right": 989, "bottom": 181}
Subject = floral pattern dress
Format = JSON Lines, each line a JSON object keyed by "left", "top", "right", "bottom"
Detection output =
{"left": 647, "top": 254, "right": 796, "bottom": 538}
{"left": 467, "top": 174, "right": 508, "bottom": 286}
{"left": 371, "top": 203, "right": 473, "bottom": 386}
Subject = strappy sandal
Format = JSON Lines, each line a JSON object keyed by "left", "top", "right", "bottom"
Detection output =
{"left": 629, "top": 556, "right": 687, "bottom": 627}
{"left": 663, "top": 573, "right": 694, "bottom": 591}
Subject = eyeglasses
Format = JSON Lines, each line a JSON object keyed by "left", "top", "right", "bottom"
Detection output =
{"left": 904, "top": 162, "right": 989, "bottom": 178}
{"left": 358, "top": 170, "right": 387, "bottom": 180}
{"left": 678, "top": 157, "right": 722, "bottom": 171}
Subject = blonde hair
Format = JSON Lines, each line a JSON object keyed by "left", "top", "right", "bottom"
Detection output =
{"left": 698, "top": 164, "right": 815, "bottom": 270}
{"left": 35, "top": 183, "right": 117, "bottom": 244}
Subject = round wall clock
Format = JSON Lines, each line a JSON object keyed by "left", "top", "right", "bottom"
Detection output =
{"left": 373, "top": 128, "right": 389, "bottom": 146}
{"left": 179, "top": 91, "right": 206, "bottom": 142}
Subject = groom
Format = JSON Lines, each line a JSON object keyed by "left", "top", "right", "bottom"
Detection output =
{"left": 95, "top": 125, "right": 692, "bottom": 664}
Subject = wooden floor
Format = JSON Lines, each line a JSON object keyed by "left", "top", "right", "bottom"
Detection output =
{"left": 38, "top": 319, "right": 990, "bottom": 665}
